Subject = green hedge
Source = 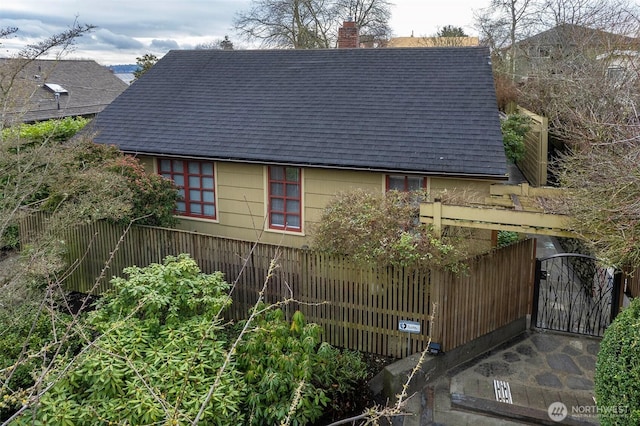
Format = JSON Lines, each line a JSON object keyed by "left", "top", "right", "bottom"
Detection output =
{"left": 595, "top": 297, "right": 640, "bottom": 425}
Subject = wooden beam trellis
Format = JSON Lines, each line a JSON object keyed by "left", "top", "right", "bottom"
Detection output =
{"left": 421, "top": 201, "right": 575, "bottom": 238}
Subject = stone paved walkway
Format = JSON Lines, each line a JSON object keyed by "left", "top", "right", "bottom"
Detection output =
{"left": 430, "top": 331, "right": 602, "bottom": 425}
{"left": 393, "top": 237, "right": 610, "bottom": 425}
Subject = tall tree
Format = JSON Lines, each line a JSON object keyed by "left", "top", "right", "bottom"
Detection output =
{"left": 334, "top": 0, "right": 392, "bottom": 42}
{"left": 475, "top": 0, "right": 639, "bottom": 79}
{"left": 195, "top": 35, "right": 235, "bottom": 50}
{"left": 429, "top": 24, "right": 471, "bottom": 47}
{"left": 234, "top": 0, "right": 392, "bottom": 48}
{"left": 512, "top": 0, "right": 640, "bottom": 142}
{"left": 532, "top": 21, "right": 640, "bottom": 267}
{"left": 474, "top": 0, "right": 536, "bottom": 78}
{"left": 491, "top": 0, "right": 640, "bottom": 267}
{"left": 133, "top": 53, "right": 158, "bottom": 80}
{"left": 535, "top": 0, "right": 637, "bottom": 29}
{"left": 474, "top": 0, "right": 640, "bottom": 267}
{"left": 234, "top": 0, "right": 332, "bottom": 48}
{"left": 436, "top": 25, "right": 468, "bottom": 37}
{"left": 220, "top": 35, "right": 234, "bottom": 50}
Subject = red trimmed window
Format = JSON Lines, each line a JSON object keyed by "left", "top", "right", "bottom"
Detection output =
{"left": 268, "top": 166, "right": 301, "bottom": 231}
{"left": 386, "top": 175, "right": 427, "bottom": 192}
{"left": 158, "top": 159, "right": 216, "bottom": 219}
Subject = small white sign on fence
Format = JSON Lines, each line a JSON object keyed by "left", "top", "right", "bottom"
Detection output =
{"left": 399, "top": 320, "right": 421, "bottom": 334}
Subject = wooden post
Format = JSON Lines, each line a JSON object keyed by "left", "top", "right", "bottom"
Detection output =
{"left": 433, "top": 199, "right": 442, "bottom": 238}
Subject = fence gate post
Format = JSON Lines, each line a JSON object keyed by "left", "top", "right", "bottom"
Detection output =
{"left": 611, "top": 271, "right": 623, "bottom": 323}
{"left": 530, "top": 259, "right": 542, "bottom": 329}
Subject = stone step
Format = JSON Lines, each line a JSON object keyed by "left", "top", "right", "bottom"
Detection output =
{"left": 450, "top": 387, "right": 599, "bottom": 426}
{"left": 451, "top": 393, "right": 599, "bottom": 426}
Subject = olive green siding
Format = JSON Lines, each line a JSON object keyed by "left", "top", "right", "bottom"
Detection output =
{"left": 138, "top": 156, "right": 498, "bottom": 247}
{"left": 139, "top": 156, "right": 155, "bottom": 171}
{"left": 430, "top": 177, "right": 492, "bottom": 193}
{"left": 430, "top": 177, "right": 496, "bottom": 249}
{"left": 304, "top": 168, "right": 383, "bottom": 226}
{"left": 177, "top": 162, "right": 271, "bottom": 243}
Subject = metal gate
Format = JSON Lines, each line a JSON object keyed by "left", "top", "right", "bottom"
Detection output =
{"left": 532, "top": 253, "right": 621, "bottom": 337}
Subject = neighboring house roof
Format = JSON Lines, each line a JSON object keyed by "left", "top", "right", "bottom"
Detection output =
{"left": 91, "top": 47, "right": 507, "bottom": 179}
{"left": 0, "top": 59, "right": 128, "bottom": 124}
{"left": 387, "top": 36, "right": 480, "bottom": 48}
{"left": 515, "top": 24, "right": 639, "bottom": 51}
{"left": 508, "top": 24, "right": 640, "bottom": 81}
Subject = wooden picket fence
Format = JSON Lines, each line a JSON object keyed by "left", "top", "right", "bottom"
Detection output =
{"left": 517, "top": 106, "right": 549, "bottom": 187}
{"left": 624, "top": 268, "right": 640, "bottom": 299}
{"left": 20, "top": 215, "right": 536, "bottom": 358}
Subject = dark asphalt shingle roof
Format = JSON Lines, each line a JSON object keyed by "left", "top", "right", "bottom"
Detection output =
{"left": 1, "top": 59, "right": 128, "bottom": 123}
{"left": 92, "top": 47, "right": 507, "bottom": 178}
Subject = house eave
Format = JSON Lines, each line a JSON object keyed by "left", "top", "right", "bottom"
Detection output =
{"left": 125, "top": 150, "right": 508, "bottom": 181}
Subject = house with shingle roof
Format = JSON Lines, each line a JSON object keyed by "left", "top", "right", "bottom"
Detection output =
{"left": 91, "top": 47, "right": 507, "bottom": 246}
{"left": 509, "top": 24, "right": 640, "bottom": 81}
{"left": 0, "top": 59, "right": 128, "bottom": 125}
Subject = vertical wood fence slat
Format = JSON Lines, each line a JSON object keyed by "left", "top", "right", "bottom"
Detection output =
{"left": 19, "top": 214, "right": 536, "bottom": 358}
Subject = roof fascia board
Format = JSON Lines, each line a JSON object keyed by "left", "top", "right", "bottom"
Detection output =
{"left": 125, "top": 151, "right": 508, "bottom": 181}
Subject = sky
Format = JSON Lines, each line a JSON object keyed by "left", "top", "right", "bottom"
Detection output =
{"left": 0, "top": 0, "right": 491, "bottom": 65}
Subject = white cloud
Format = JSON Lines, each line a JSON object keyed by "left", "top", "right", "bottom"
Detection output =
{"left": 150, "top": 39, "right": 180, "bottom": 50}
{"left": 89, "top": 29, "right": 145, "bottom": 50}
{"left": 1, "top": 0, "right": 490, "bottom": 64}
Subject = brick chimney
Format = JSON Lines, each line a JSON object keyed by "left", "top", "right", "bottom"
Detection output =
{"left": 338, "top": 18, "right": 359, "bottom": 48}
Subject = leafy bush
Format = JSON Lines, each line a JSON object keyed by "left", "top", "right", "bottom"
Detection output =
{"left": 312, "top": 344, "right": 370, "bottom": 420}
{"left": 0, "top": 223, "right": 19, "bottom": 250}
{"left": 595, "top": 297, "right": 640, "bottom": 425}
{"left": 312, "top": 189, "right": 467, "bottom": 270}
{"left": 497, "top": 231, "right": 519, "bottom": 248}
{"left": 501, "top": 113, "right": 531, "bottom": 163}
{"left": 105, "top": 155, "right": 179, "bottom": 227}
{"left": 0, "top": 302, "right": 74, "bottom": 421}
{"left": 3, "top": 125, "right": 177, "bottom": 282}
{"left": 17, "top": 254, "right": 242, "bottom": 425}
{"left": 16, "top": 254, "right": 367, "bottom": 425}
{"left": 2, "top": 119, "right": 179, "bottom": 238}
{"left": 39, "top": 139, "right": 179, "bottom": 227}
{"left": 494, "top": 74, "right": 519, "bottom": 111}
{"left": 236, "top": 308, "right": 367, "bottom": 425}
{"left": 1, "top": 116, "right": 89, "bottom": 145}
{"left": 237, "top": 309, "right": 328, "bottom": 424}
